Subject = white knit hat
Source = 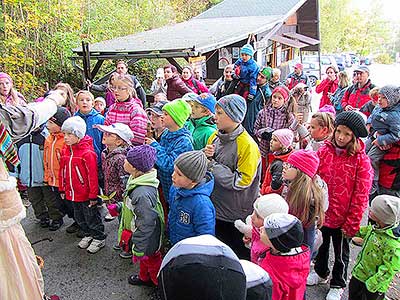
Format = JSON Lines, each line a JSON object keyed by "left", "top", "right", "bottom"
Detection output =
{"left": 253, "top": 193, "right": 289, "bottom": 218}
{"left": 370, "top": 195, "right": 400, "bottom": 226}
{"left": 61, "top": 116, "right": 86, "bottom": 139}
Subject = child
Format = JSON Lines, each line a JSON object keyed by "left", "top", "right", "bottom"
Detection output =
{"left": 260, "top": 129, "right": 294, "bottom": 195}
{"left": 146, "top": 99, "right": 193, "bottom": 202}
{"left": 105, "top": 74, "right": 147, "bottom": 146}
{"left": 360, "top": 86, "right": 379, "bottom": 117}
{"left": 305, "top": 111, "right": 335, "bottom": 151}
{"left": 59, "top": 116, "right": 106, "bottom": 254}
{"left": 260, "top": 213, "right": 310, "bottom": 300}
{"left": 254, "top": 86, "right": 296, "bottom": 175}
{"left": 187, "top": 93, "right": 217, "bottom": 150}
{"left": 168, "top": 150, "right": 215, "bottom": 245}
{"left": 146, "top": 101, "right": 168, "bottom": 141}
{"left": 204, "top": 94, "right": 261, "bottom": 259}
{"left": 366, "top": 85, "right": 400, "bottom": 196}
{"left": 118, "top": 145, "right": 164, "bottom": 287}
{"left": 349, "top": 195, "right": 400, "bottom": 300}
{"left": 282, "top": 150, "right": 328, "bottom": 252}
{"left": 233, "top": 44, "right": 259, "bottom": 101}
{"left": 234, "top": 193, "right": 289, "bottom": 264}
{"left": 308, "top": 111, "right": 373, "bottom": 300}
{"left": 74, "top": 90, "right": 105, "bottom": 164}
{"left": 94, "top": 97, "right": 106, "bottom": 115}
{"left": 43, "top": 107, "right": 72, "bottom": 231}
{"left": 292, "top": 82, "right": 312, "bottom": 123}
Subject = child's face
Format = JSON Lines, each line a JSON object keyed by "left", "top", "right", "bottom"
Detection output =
{"left": 282, "top": 162, "right": 298, "bottom": 181}
{"left": 270, "top": 135, "right": 283, "bottom": 152}
{"left": 123, "top": 159, "right": 136, "bottom": 174}
{"left": 190, "top": 102, "right": 208, "bottom": 119}
{"left": 241, "top": 53, "right": 251, "bottom": 62}
{"left": 309, "top": 118, "right": 329, "bottom": 140}
{"left": 149, "top": 112, "right": 164, "bottom": 130}
{"left": 102, "top": 132, "right": 123, "bottom": 147}
{"left": 368, "top": 211, "right": 388, "bottom": 228}
{"left": 112, "top": 80, "right": 130, "bottom": 101}
{"left": 271, "top": 92, "right": 285, "bottom": 108}
{"left": 378, "top": 94, "right": 389, "bottom": 108}
{"left": 77, "top": 94, "right": 94, "bottom": 114}
{"left": 251, "top": 210, "right": 264, "bottom": 228}
{"left": 64, "top": 132, "right": 80, "bottom": 146}
{"left": 259, "top": 227, "right": 272, "bottom": 247}
{"left": 154, "top": 93, "right": 167, "bottom": 103}
{"left": 161, "top": 111, "right": 177, "bottom": 129}
{"left": 215, "top": 105, "right": 237, "bottom": 132}
{"left": 172, "top": 166, "right": 196, "bottom": 189}
{"left": 0, "top": 78, "right": 12, "bottom": 96}
{"left": 334, "top": 125, "right": 354, "bottom": 148}
{"left": 94, "top": 101, "right": 105, "bottom": 112}
{"left": 46, "top": 119, "right": 61, "bottom": 134}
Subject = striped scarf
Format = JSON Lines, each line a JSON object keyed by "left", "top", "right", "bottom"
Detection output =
{"left": 0, "top": 123, "right": 19, "bottom": 166}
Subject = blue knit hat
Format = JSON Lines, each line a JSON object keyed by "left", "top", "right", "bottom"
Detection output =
{"left": 217, "top": 94, "right": 247, "bottom": 123}
{"left": 194, "top": 93, "right": 217, "bottom": 114}
{"left": 240, "top": 44, "right": 254, "bottom": 56}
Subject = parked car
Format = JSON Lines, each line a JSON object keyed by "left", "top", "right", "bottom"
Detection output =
{"left": 333, "top": 55, "right": 345, "bottom": 71}
{"left": 301, "top": 54, "right": 339, "bottom": 76}
{"left": 342, "top": 53, "right": 352, "bottom": 67}
{"left": 349, "top": 53, "right": 360, "bottom": 65}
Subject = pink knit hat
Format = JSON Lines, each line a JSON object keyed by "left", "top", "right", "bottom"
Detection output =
{"left": 0, "top": 72, "right": 12, "bottom": 83}
{"left": 272, "top": 129, "right": 294, "bottom": 148}
{"left": 318, "top": 104, "right": 336, "bottom": 117}
{"left": 287, "top": 150, "right": 320, "bottom": 178}
{"left": 271, "top": 86, "right": 290, "bottom": 102}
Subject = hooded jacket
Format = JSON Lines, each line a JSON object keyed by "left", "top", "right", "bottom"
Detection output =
{"left": 352, "top": 223, "right": 400, "bottom": 293}
{"left": 43, "top": 132, "right": 65, "bottom": 187}
{"left": 234, "top": 58, "right": 259, "bottom": 96}
{"left": 317, "top": 140, "right": 373, "bottom": 236}
{"left": 166, "top": 74, "right": 192, "bottom": 101}
{"left": 118, "top": 169, "right": 164, "bottom": 257}
{"left": 187, "top": 116, "right": 217, "bottom": 150}
{"left": 168, "top": 172, "right": 216, "bottom": 245}
{"left": 59, "top": 135, "right": 99, "bottom": 201}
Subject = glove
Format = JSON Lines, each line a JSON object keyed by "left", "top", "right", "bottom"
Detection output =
{"left": 261, "top": 130, "right": 273, "bottom": 141}
{"left": 107, "top": 204, "right": 119, "bottom": 217}
{"left": 247, "top": 94, "right": 255, "bottom": 101}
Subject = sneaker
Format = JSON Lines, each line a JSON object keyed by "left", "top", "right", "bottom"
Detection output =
{"left": 127, "top": 274, "right": 155, "bottom": 287}
{"left": 326, "top": 287, "right": 344, "bottom": 300}
{"left": 351, "top": 237, "right": 364, "bottom": 247}
{"left": 87, "top": 239, "right": 106, "bottom": 254}
{"left": 104, "top": 211, "right": 116, "bottom": 222}
{"left": 113, "top": 244, "right": 121, "bottom": 251}
{"left": 49, "top": 219, "right": 64, "bottom": 231}
{"left": 76, "top": 230, "right": 86, "bottom": 238}
{"left": 66, "top": 222, "right": 80, "bottom": 234}
{"left": 119, "top": 251, "right": 133, "bottom": 259}
{"left": 40, "top": 218, "right": 51, "bottom": 228}
{"left": 307, "top": 270, "right": 328, "bottom": 286}
{"left": 78, "top": 236, "right": 93, "bottom": 249}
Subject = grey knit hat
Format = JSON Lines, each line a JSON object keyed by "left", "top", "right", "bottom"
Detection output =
{"left": 61, "top": 116, "right": 86, "bottom": 139}
{"left": 379, "top": 85, "right": 400, "bottom": 107}
{"left": 370, "top": 195, "right": 400, "bottom": 226}
{"left": 174, "top": 150, "right": 208, "bottom": 182}
{"left": 217, "top": 94, "right": 247, "bottom": 123}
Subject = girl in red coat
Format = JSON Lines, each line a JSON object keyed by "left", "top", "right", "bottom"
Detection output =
{"left": 307, "top": 111, "right": 373, "bottom": 300}
{"left": 316, "top": 65, "right": 339, "bottom": 109}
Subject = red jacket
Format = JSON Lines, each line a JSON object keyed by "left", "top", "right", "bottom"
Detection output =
{"left": 261, "top": 150, "right": 292, "bottom": 195}
{"left": 316, "top": 78, "right": 338, "bottom": 108}
{"left": 317, "top": 140, "right": 373, "bottom": 236}
{"left": 260, "top": 245, "right": 310, "bottom": 300}
{"left": 182, "top": 76, "right": 209, "bottom": 95}
{"left": 341, "top": 80, "right": 376, "bottom": 110}
{"left": 59, "top": 136, "right": 99, "bottom": 202}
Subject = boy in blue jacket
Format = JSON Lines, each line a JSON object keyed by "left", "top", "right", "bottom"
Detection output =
{"left": 168, "top": 150, "right": 215, "bottom": 245}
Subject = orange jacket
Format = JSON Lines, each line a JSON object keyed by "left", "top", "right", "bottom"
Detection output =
{"left": 43, "top": 132, "right": 65, "bottom": 187}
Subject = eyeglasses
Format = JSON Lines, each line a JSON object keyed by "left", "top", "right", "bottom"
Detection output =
{"left": 110, "top": 86, "right": 128, "bottom": 91}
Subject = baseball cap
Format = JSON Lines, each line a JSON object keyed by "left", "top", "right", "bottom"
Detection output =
{"left": 146, "top": 100, "right": 169, "bottom": 116}
{"left": 354, "top": 65, "right": 369, "bottom": 74}
{"left": 94, "top": 123, "right": 134, "bottom": 145}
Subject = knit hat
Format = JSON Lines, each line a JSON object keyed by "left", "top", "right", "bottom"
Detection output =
{"left": 182, "top": 92, "right": 199, "bottom": 102}
{"left": 0, "top": 72, "right": 12, "bottom": 83}
{"left": 217, "top": 94, "right": 247, "bottom": 123}
{"left": 94, "top": 97, "right": 106, "bottom": 106}
{"left": 253, "top": 194, "right": 289, "bottom": 219}
{"left": 50, "top": 107, "right": 71, "bottom": 127}
{"left": 263, "top": 213, "right": 304, "bottom": 253}
{"left": 126, "top": 145, "right": 157, "bottom": 173}
{"left": 287, "top": 150, "right": 320, "bottom": 178}
{"left": 370, "top": 195, "right": 400, "bottom": 226}
{"left": 94, "top": 123, "right": 134, "bottom": 145}
{"left": 318, "top": 104, "right": 336, "bottom": 117}
{"left": 335, "top": 111, "right": 368, "bottom": 138}
{"left": 194, "top": 93, "right": 217, "bottom": 114}
{"left": 294, "top": 63, "right": 303, "bottom": 71}
{"left": 379, "top": 85, "right": 400, "bottom": 107}
{"left": 272, "top": 129, "right": 294, "bottom": 149}
{"left": 240, "top": 44, "right": 254, "bottom": 57}
{"left": 272, "top": 86, "right": 290, "bottom": 102}
{"left": 146, "top": 100, "right": 169, "bottom": 116}
{"left": 259, "top": 67, "right": 273, "bottom": 81}
{"left": 174, "top": 150, "right": 208, "bottom": 182}
{"left": 61, "top": 116, "right": 86, "bottom": 139}
{"left": 162, "top": 99, "right": 192, "bottom": 128}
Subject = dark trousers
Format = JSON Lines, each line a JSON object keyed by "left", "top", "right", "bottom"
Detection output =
{"left": 314, "top": 226, "right": 350, "bottom": 288}
{"left": 348, "top": 277, "right": 385, "bottom": 300}
{"left": 28, "top": 186, "right": 64, "bottom": 221}
{"left": 215, "top": 219, "right": 250, "bottom": 260}
{"left": 72, "top": 201, "right": 106, "bottom": 240}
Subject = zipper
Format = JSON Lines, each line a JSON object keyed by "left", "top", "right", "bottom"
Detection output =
{"left": 352, "top": 229, "right": 373, "bottom": 271}
{"left": 68, "top": 146, "right": 75, "bottom": 201}
{"left": 50, "top": 137, "right": 57, "bottom": 186}
{"left": 29, "top": 135, "right": 33, "bottom": 187}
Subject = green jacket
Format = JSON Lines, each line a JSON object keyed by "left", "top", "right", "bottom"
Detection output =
{"left": 187, "top": 116, "right": 217, "bottom": 150}
{"left": 352, "top": 223, "right": 400, "bottom": 293}
{"left": 118, "top": 169, "right": 164, "bottom": 257}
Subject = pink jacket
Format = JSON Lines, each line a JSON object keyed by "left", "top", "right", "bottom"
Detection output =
{"left": 260, "top": 245, "right": 310, "bottom": 300}
{"left": 251, "top": 226, "right": 269, "bottom": 264}
{"left": 317, "top": 140, "right": 373, "bottom": 236}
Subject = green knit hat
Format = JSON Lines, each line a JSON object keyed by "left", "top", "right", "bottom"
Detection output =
{"left": 162, "top": 99, "right": 192, "bottom": 128}
{"left": 260, "top": 67, "right": 273, "bottom": 81}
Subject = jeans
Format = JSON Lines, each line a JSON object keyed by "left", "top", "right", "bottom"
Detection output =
{"left": 73, "top": 201, "right": 106, "bottom": 240}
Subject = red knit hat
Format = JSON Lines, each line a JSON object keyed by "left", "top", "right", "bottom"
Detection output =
{"left": 271, "top": 86, "right": 290, "bottom": 102}
{"left": 287, "top": 150, "right": 320, "bottom": 178}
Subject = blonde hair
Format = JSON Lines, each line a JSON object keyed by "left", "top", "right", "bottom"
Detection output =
{"left": 112, "top": 74, "right": 137, "bottom": 99}
{"left": 272, "top": 68, "right": 281, "bottom": 77}
{"left": 369, "top": 87, "right": 380, "bottom": 99}
{"left": 338, "top": 71, "right": 350, "bottom": 88}
{"left": 311, "top": 112, "right": 335, "bottom": 135}
{"left": 75, "top": 90, "right": 94, "bottom": 102}
{"left": 286, "top": 171, "right": 325, "bottom": 228}
{"left": 54, "top": 82, "right": 76, "bottom": 113}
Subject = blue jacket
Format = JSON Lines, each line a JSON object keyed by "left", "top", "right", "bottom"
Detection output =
{"left": 150, "top": 127, "right": 193, "bottom": 201}
{"left": 368, "top": 104, "right": 400, "bottom": 146}
{"left": 168, "top": 172, "right": 216, "bottom": 245}
{"left": 16, "top": 128, "right": 46, "bottom": 187}
{"left": 75, "top": 109, "right": 105, "bottom": 164}
{"left": 234, "top": 58, "right": 259, "bottom": 96}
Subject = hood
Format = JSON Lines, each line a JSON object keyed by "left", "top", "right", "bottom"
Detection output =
{"left": 125, "top": 169, "right": 159, "bottom": 192}
{"left": 164, "top": 127, "right": 193, "bottom": 143}
{"left": 217, "top": 124, "right": 244, "bottom": 143}
{"left": 70, "top": 135, "right": 94, "bottom": 151}
{"left": 190, "top": 116, "right": 216, "bottom": 128}
{"left": 175, "top": 172, "right": 214, "bottom": 198}
{"left": 75, "top": 108, "right": 101, "bottom": 118}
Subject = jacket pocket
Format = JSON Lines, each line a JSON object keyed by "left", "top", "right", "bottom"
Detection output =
{"left": 75, "top": 165, "right": 85, "bottom": 185}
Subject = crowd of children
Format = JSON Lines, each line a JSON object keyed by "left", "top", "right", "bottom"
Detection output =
{"left": 1, "top": 46, "right": 400, "bottom": 300}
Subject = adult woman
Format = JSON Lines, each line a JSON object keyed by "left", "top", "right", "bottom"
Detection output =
{"left": 164, "top": 64, "right": 192, "bottom": 101}
{"left": 54, "top": 82, "right": 77, "bottom": 113}
{"left": 181, "top": 66, "right": 209, "bottom": 95}
{"left": 213, "top": 65, "right": 238, "bottom": 100}
{"left": 268, "top": 68, "right": 283, "bottom": 90}
{"left": 329, "top": 71, "right": 350, "bottom": 114}
{"left": 0, "top": 72, "right": 26, "bottom": 106}
{"left": 315, "top": 65, "right": 338, "bottom": 108}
